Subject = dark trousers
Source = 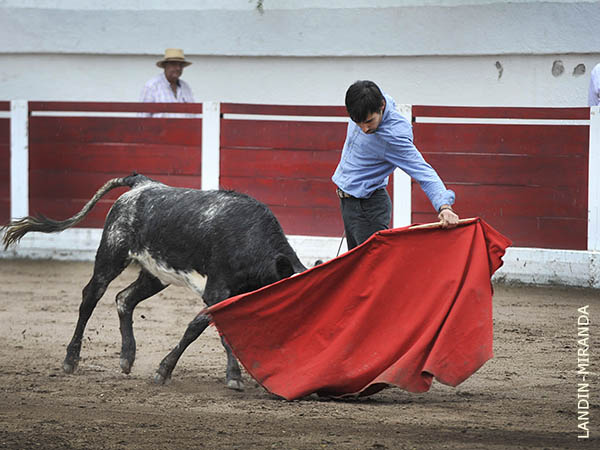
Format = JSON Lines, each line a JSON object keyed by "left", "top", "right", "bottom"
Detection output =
{"left": 340, "top": 188, "right": 392, "bottom": 250}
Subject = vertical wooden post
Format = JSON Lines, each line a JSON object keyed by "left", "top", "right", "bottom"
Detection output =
{"left": 393, "top": 104, "right": 413, "bottom": 228}
{"left": 10, "top": 100, "right": 28, "bottom": 219}
{"left": 201, "top": 101, "right": 221, "bottom": 191}
{"left": 589, "top": 106, "right": 600, "bottom": 251}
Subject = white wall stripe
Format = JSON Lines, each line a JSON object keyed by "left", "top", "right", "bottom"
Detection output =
{"left": 201, "top": 101, "right": 221, "bottom": 191}
{"left": 588, "top": 106, "right": 600, "bottom": 251}
{"left": 394, "top": 104, "right": 413, "bottom": 228}
{"left": 10, "top": 100, "right": 28, "bottom": 220}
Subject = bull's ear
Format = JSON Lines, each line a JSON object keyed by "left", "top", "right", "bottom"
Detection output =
{"left": 275, "top": 255, "right": 294, "bottom": 279}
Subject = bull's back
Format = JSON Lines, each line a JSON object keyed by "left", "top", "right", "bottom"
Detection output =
{"left": 109, "top": 183, "right": 302, "bottom": 275}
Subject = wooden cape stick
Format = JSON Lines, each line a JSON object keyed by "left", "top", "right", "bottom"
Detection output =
{"left": 408, "top": 218, "right": 478, "bottom": 230}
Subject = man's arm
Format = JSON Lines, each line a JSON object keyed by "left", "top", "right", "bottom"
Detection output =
{"left": 383, "top": 131, "right": 459, "bottom": 228}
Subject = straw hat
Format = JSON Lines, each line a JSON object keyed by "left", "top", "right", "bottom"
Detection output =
{"left": 156, "top": 49, "right": 192, "bottom": 68}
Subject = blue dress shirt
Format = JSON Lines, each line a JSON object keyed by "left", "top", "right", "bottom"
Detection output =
{"left": 332, "top": 93, "right": 455, "bottom": 212}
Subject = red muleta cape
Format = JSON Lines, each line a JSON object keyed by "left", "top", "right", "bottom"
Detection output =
{"left": 207, "top": 218, "right": 511, "bottom": 400}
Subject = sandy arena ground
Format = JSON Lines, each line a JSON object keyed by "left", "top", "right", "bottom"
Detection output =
{"left": 0, "top": 258, "right": 598, "bottom": 449}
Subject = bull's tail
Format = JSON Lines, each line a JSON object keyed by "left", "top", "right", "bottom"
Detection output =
{"left": 1, "top": 173, "right": 145, "bottom": 249}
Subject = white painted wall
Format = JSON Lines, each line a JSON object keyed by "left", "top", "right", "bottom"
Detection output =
{"left": 2, "top": 53, "right": 600, "bottom": 106}
{"left": 0, "top": 0, "right": 599, "bottom": 106}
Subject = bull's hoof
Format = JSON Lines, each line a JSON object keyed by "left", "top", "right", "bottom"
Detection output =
{"left": 120, "top": 358, "right": 133, "bottom": 374}
{"left": 63, "top": 358, "right": 78, "bottom": 374}
{"left": 153, "top": 371, "right": 171, "bottom": 385}
{"left": 226, "top": 379, "right": 244, "bottom": 391}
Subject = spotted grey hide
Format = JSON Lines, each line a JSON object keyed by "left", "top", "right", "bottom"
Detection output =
{"left": 1, "top": 173, "right": 307, "bottom": 389}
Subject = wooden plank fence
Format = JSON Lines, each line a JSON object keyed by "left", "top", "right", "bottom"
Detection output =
{"left": 2, "top": 101, "right": 595, "bottom": 251}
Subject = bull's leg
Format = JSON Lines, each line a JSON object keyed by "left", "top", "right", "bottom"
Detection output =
{"left": 63, "top": 250, "right": 129, "bottom": 373}
{"left": 203, "top": 281, "right": 243, "bottom": 391}
{"left": 116, "top": 270, "right": 166, "bottom": 374}
{"left": 154, "top": 312, "right": 211, "bottom": 384}
{"left": 221, "top": 335, "right": 243, "bottom": 391}
{"left": 154, "top": 279, "right": 244, "bottom": 389}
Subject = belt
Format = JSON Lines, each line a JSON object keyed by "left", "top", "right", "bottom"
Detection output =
{"left": 336, "top": 188, "right": 354, "bottom": 199}
{"left": 336, "top": 187, "right": 386, "bottom": 199}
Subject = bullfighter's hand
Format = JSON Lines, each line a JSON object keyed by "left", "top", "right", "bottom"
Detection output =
{"left": 438, "top": 207, "right": 459, "bottom": 229}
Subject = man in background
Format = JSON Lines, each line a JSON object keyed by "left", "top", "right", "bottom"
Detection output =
{"left": 140, "top": 48, "right": 194, "bottom": 117}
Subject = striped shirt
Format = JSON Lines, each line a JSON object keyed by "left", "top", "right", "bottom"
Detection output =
{"left": 139, "top": 73, "right": 195, "bottom": 117}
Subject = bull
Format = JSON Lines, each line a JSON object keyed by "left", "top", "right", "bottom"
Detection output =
{"left": 2, "top": 173, "right": 307, "bottom": 389}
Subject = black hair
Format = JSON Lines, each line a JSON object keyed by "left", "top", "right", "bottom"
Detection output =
{"left": 345, "top": 80, "right": 385, "bottom": 123}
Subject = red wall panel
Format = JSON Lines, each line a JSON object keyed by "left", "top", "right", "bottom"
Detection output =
{"left": 7, "top": 101, "right": 590, "bottom": 252}
{"left": 220, "top": 148, "right": 339, "bottom": 179}
{"left": 30, "top": 143, "right": 202, "bottom": 175}
{"left": 29, "top": 116, "right": 202, "bottom": 146}
{"left": 220, "top": 114, "right": 348, "bottom": 237}
{"left": 221, "top": 119, "right": 346, "bottom": 151}
{"left": 28, "top": 113, "right": 202, "bottom": 228}
{"left": 29, "top": 101, "right": 203, "bottom": 115}
{"left": 414, "top": 123, "right": 588, "bottom": 156}
{"left": 412, "top": 109, "right": 589, "bottom": 250}
{"left": 412, "top": 105, "right": 588, "bottom": 120}
{"left": 221, "top": 103, "right": 346, "bottom": 116}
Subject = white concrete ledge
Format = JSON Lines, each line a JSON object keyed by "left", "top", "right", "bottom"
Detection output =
{"left": 1, "top": 229, "right": 598, "bottom": 289}
{"left": 1, "top": 2, "right": 598, "bottom": 57}
{"left": 0, "top": 228, "right": 103, "bottom": 261}
{"left": 495, "top": 247, "right": 599, "bottom": 289}
{"left": 291, "top": 237, "right": 600, "bottom": 289}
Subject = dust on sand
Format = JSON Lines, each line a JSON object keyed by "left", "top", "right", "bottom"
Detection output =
{"left": 0, "top": 259, "right": 598, "bottom": 449}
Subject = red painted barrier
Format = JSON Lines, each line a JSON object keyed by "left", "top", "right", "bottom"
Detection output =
{"left": 29, "top": 101, "right": 203, "bottom": 114}
{"left": 412, "top": 106, "right": 589, "bottom": 249}
{"left": 6, "top": 101, "right": 591, "bottom": 251}
{"left": 412, "top": 105, "right": 588, "bottom": 120}
{"left": 221, "top": 103, "right": 346, "bottom": 116}
{"left": 27, "top": 102, "right": 203, "bottom": 228}
{"left": 220, "top": 104, "right": 348, "bottom": 236}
